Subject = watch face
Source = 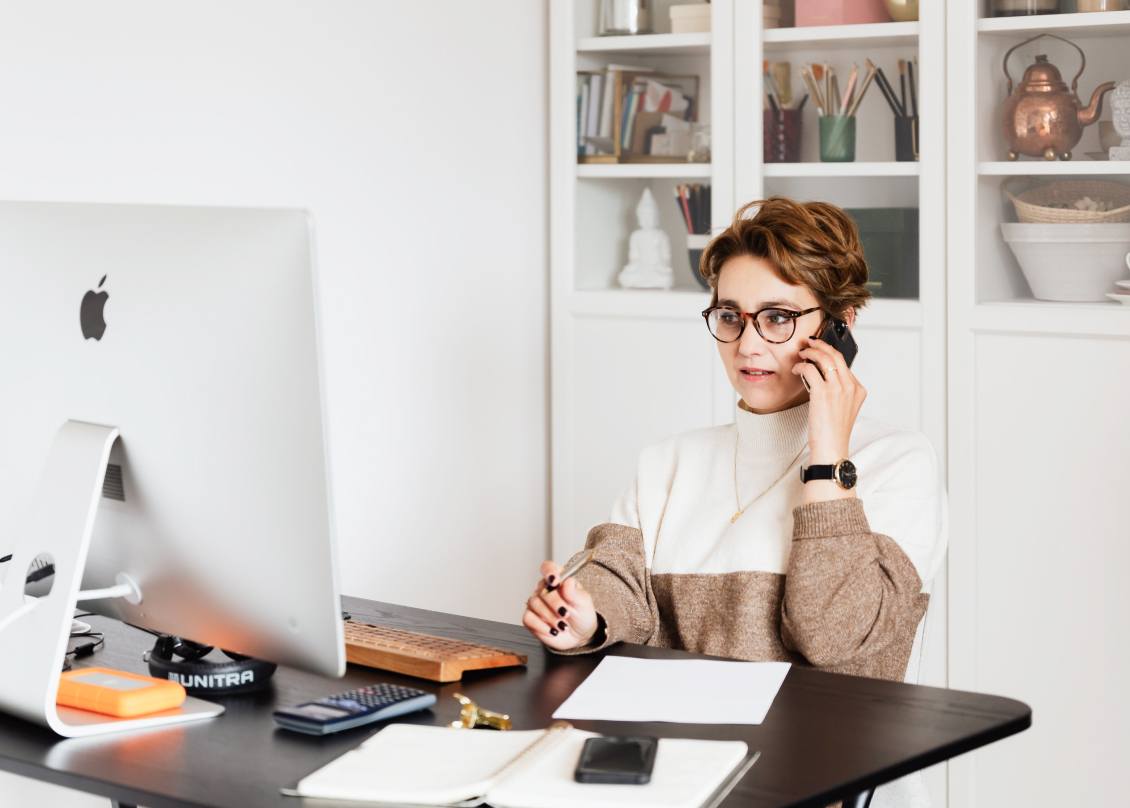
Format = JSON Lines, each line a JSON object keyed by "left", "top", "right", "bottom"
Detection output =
{"left": 837, "top": 460, "right": 858, "bottom": 489}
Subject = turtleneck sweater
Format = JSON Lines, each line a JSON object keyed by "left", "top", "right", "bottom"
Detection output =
{"left": 554, "top": 400, "right": 946, "bottom": 808}
{"left": 557, "top": 399, "right": 947, "bottom": 682}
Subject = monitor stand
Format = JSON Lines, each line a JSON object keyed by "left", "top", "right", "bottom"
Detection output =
{"left": 0, "top": 420, "right": 224, "bottom": 737}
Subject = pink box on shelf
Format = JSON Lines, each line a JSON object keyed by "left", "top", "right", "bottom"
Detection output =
{"left": 795, "top": 0, "right": 892, "bottom": 26}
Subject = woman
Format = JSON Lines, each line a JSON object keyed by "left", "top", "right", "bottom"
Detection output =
{"left": 522, "top": 196, "right": 946, "bottom": 806}
{"left": 523, "top": 195, "right": 945, "bottom": 679}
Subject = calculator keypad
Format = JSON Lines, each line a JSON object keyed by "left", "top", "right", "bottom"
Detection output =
{"left": 273, "top": 682, "right": 437, "bottom": 735}
{"left": 325, "top": 684, "right": 426, "bottom": 713}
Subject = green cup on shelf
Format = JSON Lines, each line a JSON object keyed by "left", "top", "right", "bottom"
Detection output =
{"left": 819, "top": 115, "right": 856, "bottom": 163}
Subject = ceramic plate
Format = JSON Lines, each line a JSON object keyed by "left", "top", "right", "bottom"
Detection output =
{"left": 1116, "top": 279, "right": 1130, "bottom": 290}
{"left": 1105, "top": 292, "right": 1130, "bottom": 305}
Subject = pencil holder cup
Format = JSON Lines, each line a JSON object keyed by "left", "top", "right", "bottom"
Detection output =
{"left": 686, "top": 233, "right": 711, "bottom": 290}
{"left": 819, "top": 115, "right": 856, "bottom": 162}
{"left": 763, "top": 108, "right": 803, "bottom": 163}
{"left": 895, "top": 115, "right": 919, "bottom": 161}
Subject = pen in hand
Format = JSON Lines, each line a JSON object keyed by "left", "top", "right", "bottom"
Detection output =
{"left": 543, "top": 549, "right": 594, "bottom": 595}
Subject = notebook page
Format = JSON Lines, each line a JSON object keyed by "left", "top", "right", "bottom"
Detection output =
{"left": 488, "top": 732, "right": 751, "bottom": 808}
{"left": 290, "top": 724, "right": 548, "bottom": 804}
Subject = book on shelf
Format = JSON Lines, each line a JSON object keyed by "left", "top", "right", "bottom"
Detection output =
{"left": 576, "top": 65, "right": 699, "bottom": 164}
{"left": 282, "top": 721, "right": 758, "bottom": 808}
{"left": 586, "top": 73, "right": 603, "bottom": 155}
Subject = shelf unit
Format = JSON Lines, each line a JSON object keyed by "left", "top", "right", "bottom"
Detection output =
{"left": 551, "top": 0, "right": 737, "bottom": 592}
{"left": 577, "top": 31, "right": 710, "bottom": 55}
{"left": 738, "top": 0, "right": 947, "bottom": 436}
{"left": 575, "top": 162, "right": 712, "bottom": 178}
{"left": 763, "top": 20, "right": 919, "bottom": 50}
{"left": 977, "top": 9, "right": 1130, "bottom": 36}
{"left": 555, "top": 8, "right": 1129, "bottom": 805}
{"left": 948, "top": 5, "right": 1130, "bottom": 808}
{"left": 978, "top": 160, "right": 1130, "bottom": 175}
{"left": 762, "top": 161, "right": 920, "bottom": 177}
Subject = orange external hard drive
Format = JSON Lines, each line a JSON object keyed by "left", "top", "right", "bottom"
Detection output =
{"left": 57, "top": 667, "right": 187, "bottom": 717}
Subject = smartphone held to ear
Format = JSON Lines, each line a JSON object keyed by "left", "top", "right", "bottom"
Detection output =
{"left": 801, "top": 318, "right": 857, "bottom": 391}
{"left": 815, "top": 317, "right": 857, "bottom": 367}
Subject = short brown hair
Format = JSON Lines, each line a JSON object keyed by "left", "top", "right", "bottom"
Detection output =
{"left": 699, "top": 197, "right": 870, "bottom": 318}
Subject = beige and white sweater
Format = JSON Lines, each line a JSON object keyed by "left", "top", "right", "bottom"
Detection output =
{"left": 559, "top": 400, "right": 947, "bottom": 683}
{"left": 557, "top": 402, "right": 947, "bottom": 807}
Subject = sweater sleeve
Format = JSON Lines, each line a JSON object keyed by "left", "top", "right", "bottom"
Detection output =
{"left": 780, "top": 497, "right": 930, "bottom": 680}
{"left": 550, "top": 522, "right": 657, "bottom": 655}
{"left": 780, "top": 433, "right": 944, "bottom": 681}
{"left": 778, "top": 424, "right": 948, "bottom": 682}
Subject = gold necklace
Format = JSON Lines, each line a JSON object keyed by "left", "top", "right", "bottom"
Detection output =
{"left": 731, "top": 427, "right": 807, "bottom": 524}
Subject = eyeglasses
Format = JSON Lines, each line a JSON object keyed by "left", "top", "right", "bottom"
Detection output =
{"left": 701, "top": 305, "right": 823, "bottom": 344}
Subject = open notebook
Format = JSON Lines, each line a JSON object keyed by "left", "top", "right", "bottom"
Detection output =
{"left": 281, "top": 721, "right": 757, "bottom": 808}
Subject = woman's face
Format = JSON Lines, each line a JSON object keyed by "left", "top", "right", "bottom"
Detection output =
{"left": 713, "top": 254, "right": 849, "bottom": 414}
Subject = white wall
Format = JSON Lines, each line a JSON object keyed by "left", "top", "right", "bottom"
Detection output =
{"left": 0, "top": 1, "right": 548, "bottom": 802}
{"left": 0, "top": 0, "right": 549, "bottom": 620}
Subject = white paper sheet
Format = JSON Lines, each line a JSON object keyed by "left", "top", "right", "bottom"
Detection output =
{"left": 551, "top": 656, "right": 791, "bottom": 724}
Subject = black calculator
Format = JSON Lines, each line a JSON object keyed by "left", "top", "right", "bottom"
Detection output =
{"left": 272, "top": 683, "right": 436, "bottom": 735}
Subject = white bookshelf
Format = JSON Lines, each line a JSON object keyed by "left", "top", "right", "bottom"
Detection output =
{"left": 555, "top": 1, "right": 949, "bottom": 803}
{"left": 978, "top": 160, "right": 1130, "bottom": 175}
{"left": 551, "top": 0, "right": 737, "bottom": 589}
{"left": 763, "top": 20, "right": 918, "bottom": 51}
{"left": 977, "top": 9, "right": 1130, "bottom": 36}
{"left": 948, "top": 5, "right": 1130, "bottom": 808}
{"left": 577, "top": 31, "right": 710, "bottom": 55}
{"left": 555, "top": 7, "right": 1129, "bottom": 804}
{"left": 762, "top": 161, "right": 920, "bottom": 177}
{"left": 972, "top": 300, "right": 1130, "bottom": 337}
{"left": 575, "top": 163, "right": 712, "bottom": 178}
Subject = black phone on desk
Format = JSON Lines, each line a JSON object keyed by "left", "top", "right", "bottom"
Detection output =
{"left": 574, "top": 736, "right": 658, "bottom": 784}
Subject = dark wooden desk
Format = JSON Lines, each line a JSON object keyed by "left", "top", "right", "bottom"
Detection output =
{"left": 0, "top": 596, "right": 1030, "bottom": 808}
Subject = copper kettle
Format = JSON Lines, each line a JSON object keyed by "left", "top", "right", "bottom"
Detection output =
{"left": 1001, "top": 33, "right": 1115, "bottom": 161}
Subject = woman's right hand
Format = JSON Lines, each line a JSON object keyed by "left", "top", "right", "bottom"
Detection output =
{"left": 522, "top": 560, "right": 599, "bottom": 651}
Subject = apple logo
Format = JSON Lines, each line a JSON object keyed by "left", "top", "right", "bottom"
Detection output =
{"left": 80, "top": 275, "right": 109, "bottom": 341}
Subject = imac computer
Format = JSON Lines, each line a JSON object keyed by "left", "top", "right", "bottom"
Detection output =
{"left": 0, "top": 201, "right": 345, "bottom": 736}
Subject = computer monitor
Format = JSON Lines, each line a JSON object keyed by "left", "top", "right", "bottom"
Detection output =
{"left": 0, "top": 201, "right": 345, "bottom": 684}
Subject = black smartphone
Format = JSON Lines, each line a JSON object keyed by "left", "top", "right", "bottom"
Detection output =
{"left": 574, "top": 735, "right": 658, "bottom": 785}
{"left": 799, "top": 317, "right": 857, "bottom": 391}
{"left": 812, "top": 317, "right": 858, "bottom": 368}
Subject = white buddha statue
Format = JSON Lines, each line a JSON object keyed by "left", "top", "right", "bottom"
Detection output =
{"left": 617, "top": 187, "right": 674, "bottom": 290}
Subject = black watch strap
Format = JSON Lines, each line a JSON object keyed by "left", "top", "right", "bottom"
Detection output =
{"left": 799, "top": 464, "right": 836, "bottom": 483}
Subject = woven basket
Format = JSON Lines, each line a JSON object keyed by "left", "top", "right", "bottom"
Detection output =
{"left": 1006, "top": 180, "right": 1130, "bottom": 224}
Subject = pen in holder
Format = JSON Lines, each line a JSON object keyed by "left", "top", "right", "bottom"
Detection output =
{"left": 895, "top": 115, "right": 919, "bottom": 161}
{"left": 819, "top": 115, "right": 856, "bottom": 162}
{"left": 763, "top": 108, "right": 802, "bottom": 163}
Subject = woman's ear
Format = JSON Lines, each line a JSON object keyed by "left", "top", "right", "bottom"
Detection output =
{"left": 843, "top": 308, "right": 856, "bottom": 329}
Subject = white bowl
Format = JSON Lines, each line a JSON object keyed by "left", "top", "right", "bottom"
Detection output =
{"left": 999, "top": 223, "right": 1130, "bottom": 302}
{"left": 1106, "top": 292, "right": 1130, "bottom": 305}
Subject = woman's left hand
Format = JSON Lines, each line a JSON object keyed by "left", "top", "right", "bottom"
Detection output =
{"left": 791, "top": 336, "right": 867, "bottom": 464}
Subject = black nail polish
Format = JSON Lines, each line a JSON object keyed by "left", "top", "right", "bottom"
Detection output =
{"left": 558, "top": 606, "right": 567, "bottom": 617}
{"left": 557, "top": 621, "right": 566, "bottom": 630}
{"left": 547, "top": 574, "right": 555, "bottom": 584}
{"left": 550, "top": 627, "right": 558, "bottom": 636}
{"left": 546, "top": 584, "right": 556, "bottom": 592}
